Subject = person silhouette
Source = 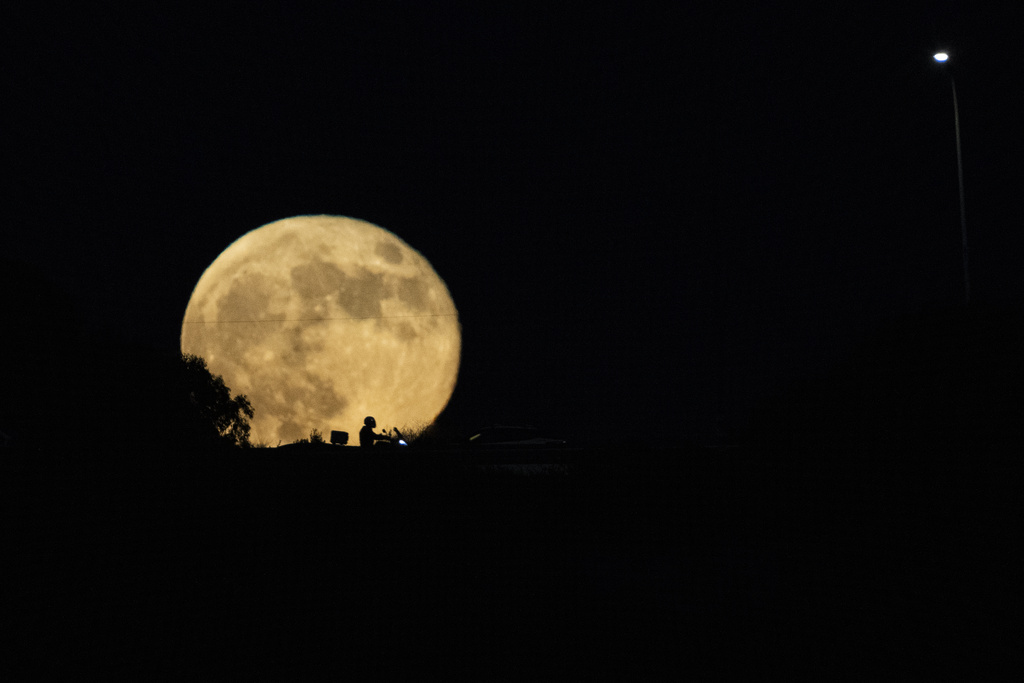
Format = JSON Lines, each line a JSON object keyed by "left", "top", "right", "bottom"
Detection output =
{"left": 359, "top": 416, "right": 389, "bottom": 448}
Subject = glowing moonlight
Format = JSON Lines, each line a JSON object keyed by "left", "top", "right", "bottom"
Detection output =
{"left": 181, "top": 215, "right": 460, "bottom": 445}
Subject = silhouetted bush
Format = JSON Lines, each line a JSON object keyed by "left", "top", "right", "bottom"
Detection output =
{"left": 290, "top": 427, "right": 326, "bottom": 445}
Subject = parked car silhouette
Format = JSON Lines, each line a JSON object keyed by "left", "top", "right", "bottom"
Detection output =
{"left": 467, "top": 425, "right": 566, "bottom": 447}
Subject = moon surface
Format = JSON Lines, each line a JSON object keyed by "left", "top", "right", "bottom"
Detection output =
{"left": 181, "top": 215, "right": 460, "bottom": 445}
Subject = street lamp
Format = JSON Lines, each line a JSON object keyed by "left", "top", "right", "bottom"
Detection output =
{"left": 934, "top": 51, "right": 970, "bottom": 306}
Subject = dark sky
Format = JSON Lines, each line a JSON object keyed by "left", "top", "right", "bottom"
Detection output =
{"left": 5, "top": 2, "right": 1023, "bottom": 444}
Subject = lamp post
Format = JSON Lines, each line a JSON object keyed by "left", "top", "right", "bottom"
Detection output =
{"left": 933, "top": 51, "right": 970, "bottom": 306}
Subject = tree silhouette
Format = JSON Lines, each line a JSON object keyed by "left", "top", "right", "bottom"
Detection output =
{"left": 179, "top": 353, "right": 254, "bottom": 448}
{"left": 0, "top": 260, "right": 253, "bottom": 450}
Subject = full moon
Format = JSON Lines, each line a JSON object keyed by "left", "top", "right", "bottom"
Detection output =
{"left": 181, "top": 215, "right": 460, "bottom": 445}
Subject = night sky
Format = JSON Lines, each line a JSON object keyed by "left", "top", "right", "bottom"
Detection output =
{"left": 5, "top": 2, "right": 1023, "bottom": 445}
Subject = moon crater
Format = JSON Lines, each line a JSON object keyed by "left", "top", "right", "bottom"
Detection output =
{"left": 375, "top": 240, "right": 404, "bottom": 264}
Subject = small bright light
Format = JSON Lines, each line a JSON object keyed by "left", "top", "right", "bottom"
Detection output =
{"left": 934, "top": 52, "right": 949, "bottom": 62}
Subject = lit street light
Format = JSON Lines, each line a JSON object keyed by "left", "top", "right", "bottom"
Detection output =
{"left": 934, "top": 51, "right": 970, "bottom": 306}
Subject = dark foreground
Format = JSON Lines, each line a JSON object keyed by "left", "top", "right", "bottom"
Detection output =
{"left": 4, "top": 445, "right": 1019, "bottom": 679}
